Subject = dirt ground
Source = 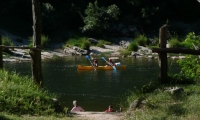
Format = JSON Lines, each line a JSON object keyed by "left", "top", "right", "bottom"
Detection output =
{"left": 71, "top": 111, "right": 124, "bottom": 120}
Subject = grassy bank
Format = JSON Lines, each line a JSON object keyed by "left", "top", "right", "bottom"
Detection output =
{"left": 0, "top": 70, "right": 74, "bottom": 120}
{"left": 122, "top": 83, "right": 200, "bottom": 119}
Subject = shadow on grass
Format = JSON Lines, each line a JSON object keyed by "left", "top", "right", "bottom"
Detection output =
{"left": 167, "top": 103, "right": 186, "bottom": 116}
{"left": 0, "top": 115, "right": 12, "bottom": 120}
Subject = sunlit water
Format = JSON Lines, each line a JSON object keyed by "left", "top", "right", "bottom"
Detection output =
{"left": 4, "top": 56, "right": 180, "bottom": 111}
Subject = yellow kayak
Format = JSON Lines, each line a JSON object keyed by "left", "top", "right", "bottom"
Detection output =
{"left": 77, "top": 65, "right": 126, "bottom": 70}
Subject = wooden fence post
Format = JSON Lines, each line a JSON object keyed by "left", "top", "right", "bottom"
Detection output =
{"left": 30, "top": 49, "right": 43, "bottom": 86}
{"left": 158, "top": 24, "right": 168, "bottom": 84}
{"left": 0, "top": 35, "right": 2, "bottom": 69}
{"left": 31, "top": 0, "right": 43, "bottom": 86}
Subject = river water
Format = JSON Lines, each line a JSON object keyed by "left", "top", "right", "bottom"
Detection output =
{"left": 4, "top": 56, "right": 179, "bottom": 111}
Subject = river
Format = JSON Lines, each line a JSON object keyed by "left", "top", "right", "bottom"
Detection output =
{"left": 4, "top": 56, "right": 179, "bottom": 111}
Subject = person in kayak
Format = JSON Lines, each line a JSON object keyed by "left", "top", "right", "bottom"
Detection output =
{"left": 106, "top": 59, "right": 115, "bottom": 66}
{"left": 93, "top": 59, "right": 98, "bottom": 67}
{"left": 71, "top": 100, "right": 85, "bottom": 112}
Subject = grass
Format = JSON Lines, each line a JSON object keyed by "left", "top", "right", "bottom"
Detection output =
{"left": 122, "top": 83, "right": 200, "bottom": 120}
{"left": 0, "top": 70, "right": 75, "bottom": 119}
{"left": 0, "top": 112, "right": 76, "bottom": 120}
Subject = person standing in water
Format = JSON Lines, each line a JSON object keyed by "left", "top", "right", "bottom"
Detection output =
{"left": 71, "top": 100, "right": 85, "bottom": 112}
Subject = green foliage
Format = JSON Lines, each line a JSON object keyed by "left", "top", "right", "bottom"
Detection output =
{"left": 42, "top": 3, "right": 54, "bottom": 12}
{"left": 2, "top": 36, "right": 14, "bottom": 46}
{"left": 2, "top": 36, "right": 14, "bottom": 52}
{"left": 96, "top": 40, "right": 111, "bottom": 48}
{"left": 141, "top": 82, "right": 157, "bottom": 93}
{"left": 65, "top": 38, "right": 81, "bottom": 47}
{"left": 177, "top": 55, "right": 200, "bottom": 82}
{"left": 82, "top": 0, "right": 120, "bottom": 34}
{"left": 29, "top": 34, "right": 49, "bottom": 48}
{"left": 119, "top": 49, "right": 132, "bottom": 56}
{"left": 96, "top": 42, "right": 105, "bottom": 48}
{"left": 124, "top": 84, "right": 200, "bottom": 119}
{"left": 181, "top": 32, "right": 200, "bottom": 49}
{"left": 81, "top": 39, "right": 91, "bottom": 50}
{"left": 0, "top": 70, "right": 58, "bottom": 115}
{"left": 65, "top": 37, "right": 91, "bottom": 50}
{"left": 134, "top": 34, "right": 148, "bottom": 46}
{"left": 168, "top": 37, "right": 181, "bottom": 48}
{"left": 128, "top": 41, "right": 138, "bottom": 51}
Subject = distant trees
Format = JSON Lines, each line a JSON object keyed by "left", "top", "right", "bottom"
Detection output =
{"left": 82, "top": 1, "right": 120, "bottom": 36}
{"left": 0, "top": 0, "right": 200, "bottom": 39}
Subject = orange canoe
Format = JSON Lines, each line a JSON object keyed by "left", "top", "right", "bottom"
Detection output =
{"left": 77, "top": 65, "right": 126, "bottom": 70}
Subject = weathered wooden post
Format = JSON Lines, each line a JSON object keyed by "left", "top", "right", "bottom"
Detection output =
{"left": 0, "top": 35, "right": 2, "bottom": 69}
{"left": 158, "top": 24, "right": 168, "bottom": 84}
{"left": 30, "top": 0, "right": 43, "bottom": 86}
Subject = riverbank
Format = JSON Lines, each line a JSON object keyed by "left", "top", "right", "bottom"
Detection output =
{"left": 70, "top": 112, "right": 124, "bottom": 120}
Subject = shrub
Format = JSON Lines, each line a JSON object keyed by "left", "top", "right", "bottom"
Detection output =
{"left": 2, "top": 36, "right": 14, "bottom": 46}
{"left": 96, "top": 40, "right": 111, "bottom": 48}
{"left": 81, "top": 39, "right": 91, "bottom": 50}
{"left": 128, "top": 41, "right": 138, "bottom": 51}
{"left": 134, "top": 34, "right": 148, "bottom": 46}
{"left": 2, "top": 36, "right": 14, "bottom": 52}
{"left": 96, "top": 42, "right": 105, "bottom": 48}
{"left": 119, "top": 49, "right": 132, "bottom": 56}
{"left": 168, "top": 37, "right": 181, "bottom": 48}
{"left": 29, "top": 34, "right": 49, "bottom": 48}
{"left": 180, "top": 32, "right": 200, "bottom": 49}
{"left": 177, "top": 55, "right": 200, "bottom": 82}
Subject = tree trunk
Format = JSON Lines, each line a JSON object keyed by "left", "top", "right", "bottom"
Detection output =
{"left": 31, "top": 0, "right": 43, "bottom": 86}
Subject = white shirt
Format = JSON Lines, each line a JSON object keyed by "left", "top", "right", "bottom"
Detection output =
{"left": 71, "top": 106, "right": 85, "bottom": 112}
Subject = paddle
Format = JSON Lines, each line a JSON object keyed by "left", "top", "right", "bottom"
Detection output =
{"left": 86, "top": 55, "right": 96, "bottom": 71}
{"left": 101, "top": 57, "right": 116, "bottom": 70}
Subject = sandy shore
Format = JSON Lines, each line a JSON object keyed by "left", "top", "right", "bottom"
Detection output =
{"left": 71, "top": 111, "right": 124, "bottom": 120}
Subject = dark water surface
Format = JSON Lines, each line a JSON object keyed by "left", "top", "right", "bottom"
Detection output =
{"left": 4, "top": 56, "right": 179, "bottom": 111}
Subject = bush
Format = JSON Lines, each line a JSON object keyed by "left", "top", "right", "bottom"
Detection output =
{"left": 29, "top": 34, "right": 49, "bottom": 48}
{"left": 180, "top": 32, "right": 200, "bottom": 49}
{"left": 81, "top": 39, "right": 91, "bottom": 50}
{"left": 64, "top": 37, "right": 91, "bottom": 50}
{"left": 168, "top": 37, "right": 181, "bottom": 48}
{"left": 2, "top": 36, "right": 14, "bottom": 46}
{"left": 96, "top": 40, "right": 111, "bottom": 48}
{"left": 134, "top": 34, "right": 148, "bottom": 46}
{"left": 2, "top": 36, "right": 14, "bottom": 52}
{"left": 128, "top": 41, "right": 138, "bottom": 51}
{"left": 119, "top": 49, "right": 132, "bottom": 56}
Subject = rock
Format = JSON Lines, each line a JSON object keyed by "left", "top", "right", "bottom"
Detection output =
{"left": 129, "top": 98, "right": 144, "bottom": 111}
{"left": 164, "top": 87, "right": 184, "bottom": 94}
{"left": 88, "top": 38, "right": 98, "bottom": 44}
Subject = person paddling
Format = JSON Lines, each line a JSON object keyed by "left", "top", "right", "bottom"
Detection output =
{"left": 93, "top": 59, "right": 98, "bottom": 67}
{"left": 106, "top": 59, "right": 115, "bottom": 66}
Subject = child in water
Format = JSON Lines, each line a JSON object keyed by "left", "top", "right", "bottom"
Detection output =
{"left": 105, "top": 105, "right": 115, "bottom": 112}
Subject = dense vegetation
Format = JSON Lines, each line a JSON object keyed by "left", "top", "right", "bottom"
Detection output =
{"left": 121, "top": 32, "right": 200, "bottom": 119}
{"left": 0, "top": 0, "right": 200, "bottom": 42}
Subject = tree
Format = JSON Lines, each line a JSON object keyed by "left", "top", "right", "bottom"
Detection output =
{"left": 82, "top": 0, "right": 120, "bottom": 36}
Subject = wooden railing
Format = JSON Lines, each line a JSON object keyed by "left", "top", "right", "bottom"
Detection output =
{"left": 152, "top": 24, "right": 200, "bottom": 84}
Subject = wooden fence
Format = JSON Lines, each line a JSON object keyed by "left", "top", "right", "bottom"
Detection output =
{"left": 152, "top": 24, "right": 200, "bottom": 84}
{"left": 0, "top": 34, "right": 42, "bottom": 86}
